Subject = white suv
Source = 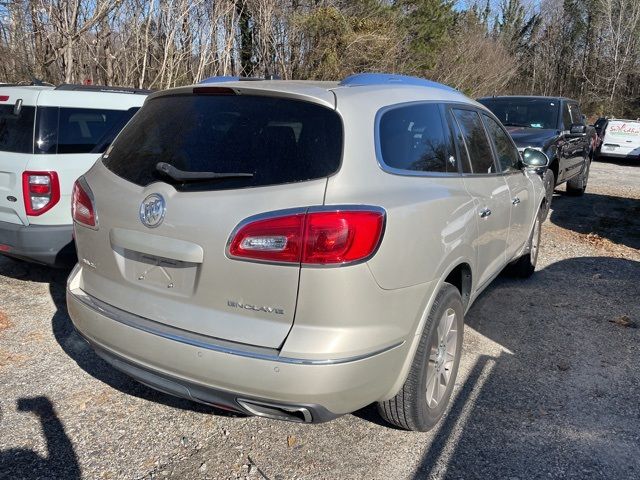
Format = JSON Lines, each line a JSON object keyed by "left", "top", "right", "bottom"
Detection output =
{"left": 67, "top": 74, "right": 549, "bottom": 431}
{"left": 0, "top": 84, "right": 148, "bottom": 266}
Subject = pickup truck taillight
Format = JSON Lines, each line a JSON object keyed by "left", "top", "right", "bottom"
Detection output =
{"left": 22, "top": 171, "right": 60, "bottom": 216}
{"left": 228, "top": 208, "right": 386, "bottom": 265}
{"left": 72, "top": 179, "right": 97, "bottom": 229}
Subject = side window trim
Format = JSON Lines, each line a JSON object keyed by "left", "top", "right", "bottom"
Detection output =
{"left": 374, "top": 100, "right": 461, "bottom": 178}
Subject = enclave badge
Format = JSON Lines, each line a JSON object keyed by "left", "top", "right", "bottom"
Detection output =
{"left": 140, "top": 194, "right": 166, "bottom": 228}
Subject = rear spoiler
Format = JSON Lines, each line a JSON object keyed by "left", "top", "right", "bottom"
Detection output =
{"left": 149, "top": 83, "right": 337, "bottom": 110}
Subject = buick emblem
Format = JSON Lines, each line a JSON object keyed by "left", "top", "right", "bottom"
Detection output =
{"left": 140, "top": 194, "right": 166, "bottom": 228}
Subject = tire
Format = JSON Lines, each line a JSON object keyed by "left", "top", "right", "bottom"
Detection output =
{"left": 507, "top": 207, "right": 543, "bottom": 278}
{"left": 541, "top": 169, "right": 555, "bottom": 219}
{"left": 378, "top": 283, "right": 464, "bottom": 432}
{"left": 566, "top": 158, "right": 590, "bottom": 196}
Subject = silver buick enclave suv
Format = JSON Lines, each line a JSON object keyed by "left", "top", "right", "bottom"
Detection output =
{"left": 67, "top": 74, "right": 548, "bottom": 431}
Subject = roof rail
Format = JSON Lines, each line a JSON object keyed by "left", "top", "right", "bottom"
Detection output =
{"left": 55, "top": 84, "right": 152, "bottom": 95}
{"left": 0, "top": 80, "right": 55, "bottom": 88}
{"left": 339, "top": 73, "right": 457, "bottom": 92}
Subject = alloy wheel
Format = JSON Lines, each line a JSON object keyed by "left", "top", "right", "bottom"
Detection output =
{"left": 426, "top": 307, "right": 458, "bottom": 408}
{"left": 530, "top": 216, "right": 541, "bottom": 267}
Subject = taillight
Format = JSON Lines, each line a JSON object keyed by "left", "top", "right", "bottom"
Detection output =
{"left": 22, "top": 171, "right": 60, "bottom": 216}
{"left": 228, "top": 208, "right": 385, "bottom": 265}
{"left": 71, "top": 179, "right": 97, "bottom": 229}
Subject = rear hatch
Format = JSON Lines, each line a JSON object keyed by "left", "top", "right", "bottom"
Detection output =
{"left": 76, "top": 86, "right": 342, "bottom": 348}
{"left": 603, "top": 120, "right": 640, "bottom": 155}
{"left": 0, "top": 88, "right": 43, "bottom": 224}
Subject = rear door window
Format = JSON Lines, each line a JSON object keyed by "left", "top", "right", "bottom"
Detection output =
{"left": 451, "top": 108, "right": 497, "bottom": 174}
{"left": 0, "top": 105, "right": 35, "bottom": 154}
{"left": 378, "top": 103, "right": 456, "bottom": 173}
{"left": 103, "top": 94, "right": 343, "bottom": 191}
{"left": 35, "top": 107, "right": 136, "bottom": 154}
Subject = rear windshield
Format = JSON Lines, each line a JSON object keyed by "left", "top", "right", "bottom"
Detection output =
{"left": 102, "top": 94, "right": 343, "bottom": 191}
{"left": 0, "top": 105, "right": 35, "bottom": 154}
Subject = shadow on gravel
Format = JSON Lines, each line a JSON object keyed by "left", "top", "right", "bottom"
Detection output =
{"left": 550, "top": 191, "right": 640, "bottom": 250}
{"left": 413, "top": 256, "right": 640, "bottom": 479}
{"left": 595, "top": 156, "right": 640, "bottom": 167}
{"left": 0, "top": 259, "right": 237, "bottom": 418}
{"left": 0, "top": 396, "right": 81, "bottom": 480}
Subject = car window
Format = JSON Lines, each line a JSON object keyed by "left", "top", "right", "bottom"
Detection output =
{"left": 103, "top": 94, "right": 343, "bottom": 192}
{"left": 379, "top": 103, "right": 455, "bottom": 173}
{"left": 569, "top": 104, "right": 583, "bottom": 125}
{"left": 35, "top": 107, "right": 133, "bottom": 154}
{"left": 90, "top": 108, "right": 139, "bottom": 154}
{"left": 0, "top": 105, "right": 35, "bottom": 154}
{"left": 451, "top": 108, "right": 496, "bottom": 174}
{"left": 482, "top": 114, "right": 520, "bottom": 173}
{"left": 594, "top": 118, "right": 607, "bottom": 130}
{"left": 478, "top": 98, "right": 559, "bottom": 129}
{"left": 562, "top": 103, "right": 572, "bottom": 129}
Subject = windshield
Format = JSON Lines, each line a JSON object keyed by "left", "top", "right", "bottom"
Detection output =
{"left": 478, "top": 98, "right": 559, "bottom": 130}
{"left": 0, "top": 105, "right": 35, "bottom": 153}
{"left": 103, "top": 94, "right": 343, "bottom": 192}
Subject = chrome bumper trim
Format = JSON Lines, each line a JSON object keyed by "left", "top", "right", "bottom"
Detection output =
{"left": 68, "top": 284, "right": 404, "bottom": 366}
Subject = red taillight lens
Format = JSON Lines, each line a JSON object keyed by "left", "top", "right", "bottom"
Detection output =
{"left": 228, "top": 213, "right": 305, "bottom": 263}
{"left": 72, "top": 180, "right": 97, "bottom": 228}
{"left": 22, "top": 171, "right": 60, "bottom": 216}
{"left": 228, "top": 208, "right": 385, "bottom": 265}
{"left": 303, "top": 211, "right": 385, "bottom": 264}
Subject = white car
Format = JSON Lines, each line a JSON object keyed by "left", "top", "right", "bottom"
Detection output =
{"left": 0, "top": 84, "right": 148, "bottom": 266}
{"left": 600, "top": 119, "right": 640, "bottom": 161}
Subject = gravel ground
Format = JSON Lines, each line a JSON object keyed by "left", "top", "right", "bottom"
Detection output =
{"left": 1, "top": 160, "right": 639, "bottom": 480}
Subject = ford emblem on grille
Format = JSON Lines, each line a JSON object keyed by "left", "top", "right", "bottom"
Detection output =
{"left": 140, "top": 194, "right": 166, "bottom": 228}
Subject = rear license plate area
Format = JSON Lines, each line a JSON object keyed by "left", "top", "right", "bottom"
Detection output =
{"left": 120, "top": 250, "right": 198, "bottom": 296}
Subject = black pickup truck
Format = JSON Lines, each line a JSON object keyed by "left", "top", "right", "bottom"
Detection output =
{"left": 478, "top": 96, "right": 596, "bottom": 211}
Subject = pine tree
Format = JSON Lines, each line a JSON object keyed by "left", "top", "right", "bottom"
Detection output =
{"left": 394, "top": 0, "right": 456, "bottom": 72}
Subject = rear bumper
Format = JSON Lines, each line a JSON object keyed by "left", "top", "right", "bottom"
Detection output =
{"left": 66, "top": 265, "right": 408, "bottom": 421}
{"left": 599, "top": 148, "right": 640, "bottom": 160}
{"left": 0, "top": 221, "right": 75, "bottom": 266}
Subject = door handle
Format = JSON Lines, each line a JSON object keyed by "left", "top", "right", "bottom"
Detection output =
{"left": 512, "top": 197, "right": 521, "bottom": 206}
{"left": 479, "top": 208, "right": 492, "bottom": 218}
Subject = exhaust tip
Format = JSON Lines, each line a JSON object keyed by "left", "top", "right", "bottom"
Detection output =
{"left": 237, "top": 398, "right": 313, "bottom": 423}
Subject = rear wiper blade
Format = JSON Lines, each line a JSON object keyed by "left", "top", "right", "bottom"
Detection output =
{"left": 155, "top": 162, "right": 253, "bottom": 182}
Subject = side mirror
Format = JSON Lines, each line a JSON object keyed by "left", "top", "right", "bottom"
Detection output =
{"left": 568, "top": 123, "right": 586, "bottom": 136}
{"left": 522, "top": 148, "right": 549, "bottom": 170}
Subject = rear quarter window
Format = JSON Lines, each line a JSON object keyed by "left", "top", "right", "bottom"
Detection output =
{"left": 102, "top": 94, "right": 343, "bottom": 191}
{"left": 378, "top": 103, "right": 456, "bottom": 173}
